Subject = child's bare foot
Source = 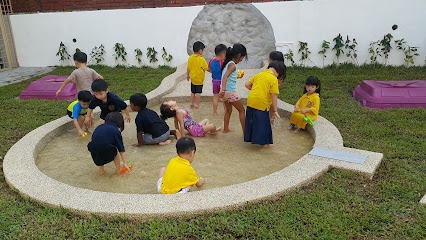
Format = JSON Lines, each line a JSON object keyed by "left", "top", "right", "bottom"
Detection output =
{"left": 292, "top": 129, "right": 300, "bottom": 134}
{"left": 159, "top": 139, "right": 172, "bottom": 145}
{"left": 190, "top": 104, "right": 194, "bottom": 108}
{"left": 195, "top": 105, "right": 200, "bottom": 109}
{"left": 223, "top": 129, "right": 233, "bottom": 134}
{"left": 213, "top": 112, "right": 217, "bottom": 116}
{"left": 210, "top": 127, "right": 222, "bottom": 135}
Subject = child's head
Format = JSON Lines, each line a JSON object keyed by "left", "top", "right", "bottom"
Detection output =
{"left": 269, "top": 51, "right": 284, "bottom": 63}
{"left": 214, "top": 44, "right": 227, "bottom": 61}
{"left": 222, "top": 43, "right": 247, "bottom": 70}
{"left": 105, "top": 112, "right": 125, "bottom": 131}
{"left": 77, "top": 90, "right": 92, "bottom": 108}
{"left": 159, "top": 100, "right": 177, "bottom": 120}
{"left": 193, "top": 41, "right": 205, "bottom": 55}
{"left": 91, "top": 79, "right": 109, "bottom": 100}
{"left": 268, "top": 60, "right": 287, "bottom": 82}
{"left": 73, "top": 52, "right": 87, "bottom": 64}
{"left": 129, "top": 93, "right": 147, "bottom": 112}
{"left": 176, "top": 137, "right": 196, "bottom": 161}
{"left": 303, "top": 76, "right": 321, "bottom": 96}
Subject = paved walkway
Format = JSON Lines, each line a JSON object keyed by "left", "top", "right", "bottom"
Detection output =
{"left": 0, "top": 67, "right": 55, "bottom": 87}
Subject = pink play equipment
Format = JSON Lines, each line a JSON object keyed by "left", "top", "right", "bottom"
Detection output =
{"left": 19, "top": 75, "right": 77, "bottom": 100}
{"left": 352, "top": 80, "right": 426, "bottom": 109}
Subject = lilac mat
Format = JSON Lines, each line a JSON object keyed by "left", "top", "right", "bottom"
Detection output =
{"left": 352, "top": 80, "right": 426, "bottom": 109}
{"left": 19, "top": 75, "right": 77, "bottom": 100}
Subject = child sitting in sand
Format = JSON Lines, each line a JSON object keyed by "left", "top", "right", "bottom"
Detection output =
{"left": 129, "top": 93, "right": 180, "bottom": 146}
{"left": 87, "top": 112, "right": 130, "bottom": 175}
{"left": 67, "top": 90, "right": 92, "bottom": 136}
{"left": 160, "top": 100, "right": 220, "bottom": 137}
{"left": 157, "top": 137, "right": 206, "bottom": 194}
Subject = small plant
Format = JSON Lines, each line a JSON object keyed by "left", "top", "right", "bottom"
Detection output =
{"left": 332, "top": 33, "right": 345, "bottom": 68}
{"left": 146, "top": 47, "right": 158, "bottom": 64}
{"left": 284, "top": 49, "right": 295, "bottom": 66}
{"left": 56, "top": 41, "right": 71, "bottom": 66}
{"left": 162, "top": 47, "right": 173, "bottom": 64}
{"left": 378, "top": 33, "right": 393, "bottom": 65}
{"left": 134, "top": 48, "right": 143, "bottom": 66}
{"left": 318, "top": 40, "right": 330, "bottom": 68}
{"left": 344, "top": 35, "right": 359, "bottom": 67}
{"left": 368, "top": 41, "right": 380, "bottom": 67}
{"left": 113, "top": 43, "right": 127, "bottom": 64}
{"left": 90, "top": 44, "right": 106, "bottom": 64}
{"left": 395, "top": 38, "right": 420, "bottom": 67}
{"left": 298, "top": 41, "right": 315, "bottom": 67}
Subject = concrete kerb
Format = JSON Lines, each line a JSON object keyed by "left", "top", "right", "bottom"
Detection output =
{"left": 3, "top": 63, "right": 384, "bottom": 220}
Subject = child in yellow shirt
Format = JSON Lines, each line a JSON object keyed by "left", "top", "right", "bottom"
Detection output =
{"left": 157, "top": 137, "right": 206, "bottom": 194}
{"left": 289, "top": 76, "right": 321, "bottom": 133}
{"left": 187, "top": 41, "right": 208, "bottom": 109}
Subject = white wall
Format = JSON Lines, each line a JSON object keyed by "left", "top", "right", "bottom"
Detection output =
{"left": 10, "top": 0, "right": 426, "bottom": 68}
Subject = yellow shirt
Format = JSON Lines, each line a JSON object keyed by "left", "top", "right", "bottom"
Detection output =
{"left": 187, "top": 54, "right": 208, "bottom": 85}
{"left": 247, "top": 69, "right": 279, "bottom": 111}
{"left": 161, "top": 156, "right": 199, "bottom": 194}
{"left": 296, "top": 93, "right": 320, "bottom": 116}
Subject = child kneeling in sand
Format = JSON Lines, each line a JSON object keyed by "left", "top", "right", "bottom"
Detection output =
{"left": 157, "top": 137, "right": 206, "bottom": 194}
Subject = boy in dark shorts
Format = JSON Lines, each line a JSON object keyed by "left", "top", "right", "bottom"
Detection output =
{"left": 84, "top": 79, "right": 130, "bottom": 126}
{"left": 187, "top": 41, "right": 208, "bottom": 109}
{"left": 129, "top": 93, "right": 180, "bottom": 146}
{"left": 87, "top": 112, "right": 130, "bottom": 175}
{"left": 67, "top": 90, "right": 92, "bottom": 136}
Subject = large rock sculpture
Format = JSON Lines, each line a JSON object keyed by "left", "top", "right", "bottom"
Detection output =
{"left": 187, "top": 4, "right": 276, "bottom": 69}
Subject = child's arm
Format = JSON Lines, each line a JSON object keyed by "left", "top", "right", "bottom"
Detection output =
{"left": 300, "top": 108, "right": 313, "bottom": 114}
{"left": 119, "top": 151, "right": 130, "bottom": 173}
{"left": 196, "top": 177, "right": 206, "bottom": 188}
{"left": 134, "top": 131, "right": 144, "bottom": 147}
{"left": 219, "top": 63, "right": 235, "bottom": 97}
{"left": 271, "top": 93, "right": 280, "bottom": 119}
{"left": 186, "top": 68, "right": 190, "bottom": 81}
{"left": 73, "top": 119, "right": 85, "bottom": 136}
{"left": 84, "top": 109, "right": 94, "bottom": 127}
{"left": 176, "top": 110, "right": 186, "bottom": 137}
{"left": 123, "top": 107, "right": 131, "bottom": 123}
{"left": 245, "top": 81, "right": 253, "bottom": 90}
{"left": 174, "top": 116, "right": 179, "bottom": 130}
{"left": 56, "top": 78, "right": 71, "bottom": 96}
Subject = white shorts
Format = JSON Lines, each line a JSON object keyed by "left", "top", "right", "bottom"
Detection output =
{"left": 157, "top": 177, "right": 191, "bottom": 194}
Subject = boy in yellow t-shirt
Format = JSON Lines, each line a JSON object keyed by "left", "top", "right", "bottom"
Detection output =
{"left": 157, "top": 137, "right": 206, "bottom": 194}
{"left": 187, "top": 41, "right": 209, "bottom": 109}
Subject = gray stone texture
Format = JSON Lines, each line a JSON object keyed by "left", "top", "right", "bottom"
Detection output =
{"left": 187, "top": 4, "right": 276, "bottom": 68}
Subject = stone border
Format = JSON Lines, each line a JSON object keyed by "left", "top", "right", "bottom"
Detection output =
{"left": 4, "top": 64, "right": 383, "bottom": 220}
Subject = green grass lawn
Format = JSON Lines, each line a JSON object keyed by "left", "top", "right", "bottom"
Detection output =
{"left": 0, "top": 65, "right": 425, "bottom": 239}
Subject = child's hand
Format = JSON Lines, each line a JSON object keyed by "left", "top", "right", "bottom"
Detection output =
{"left": 300, "top": 109, "right": 306, "bottom": 114}
{"left": 123, "top": 163, "right": 131, "bottom": 173}
{"left": 218, "top": 91, "right": 225, "bottom": 98}
{"left": 77, "top": 130, "right": 85, "bottom": 136}
{"left": 294, "top": 105, "right": 300, "bottom": 112}
{"left": 273, "top": 111, "right": 281, "bottom": 120}
{"left": 187, "top": 75, "right": 190, "bottom": 81}
{"left": 55, "top": 89, "right": 61, "bottom": 96}
{"left": 125, "top": 115, "right": 131, "bottom": 123}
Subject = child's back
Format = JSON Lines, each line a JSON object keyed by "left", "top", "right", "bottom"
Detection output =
{"left": 69, "top": 67, "right": 101, "bottom": 93}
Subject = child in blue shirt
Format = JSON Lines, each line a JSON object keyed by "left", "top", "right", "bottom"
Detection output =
{"left": 87, "top": 112, "right": 130, "bottom": 175}
{"left": 208, "top": 44, "right": 227, "bottom": 116}
{"left": 67, "top": 90, "right": 92, "bottom": 136}
{"left": 129, "top": 93, "right": 180, "bottom": 146}
{"left": 84, "top": 79, "right": 130, "bottom": 126}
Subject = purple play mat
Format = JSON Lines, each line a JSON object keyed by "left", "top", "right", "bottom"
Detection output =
{"left": 19, "top": 75, "right": 77, "bottom": 100}
{"left": 352, "top": 80, "right": 426, "bottom": 109}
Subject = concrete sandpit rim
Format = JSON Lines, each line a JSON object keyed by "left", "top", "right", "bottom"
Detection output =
{"left": 3, "top": 65, "right": 382, "bottom": 219}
